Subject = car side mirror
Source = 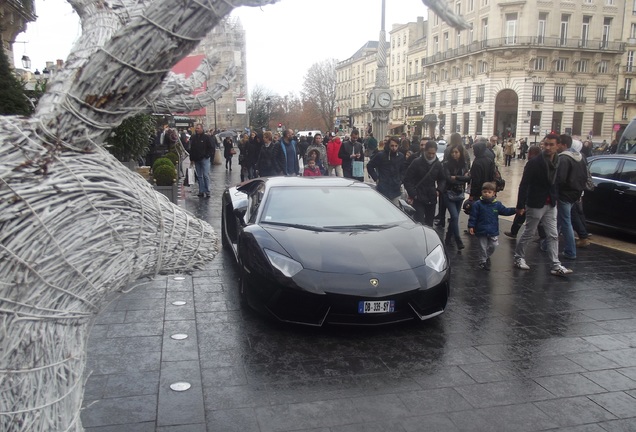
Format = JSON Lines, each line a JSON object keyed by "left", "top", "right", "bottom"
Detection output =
{"left": 233, "top": 207, "right": 247, "bottom": 227}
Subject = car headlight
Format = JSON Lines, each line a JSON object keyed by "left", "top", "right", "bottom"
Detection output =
{"left": 425, "top": 245, "right": 447, "bottom": 272}
{"left": 264, "top": 249, "right": 303, "bottom": 277}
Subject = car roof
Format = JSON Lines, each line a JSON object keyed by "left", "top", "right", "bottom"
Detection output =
{"left": 588, "top": 154, "right": 636, "bottom": 162}
{"left": 243, "top": 176, "right": 372, "bottom": 189}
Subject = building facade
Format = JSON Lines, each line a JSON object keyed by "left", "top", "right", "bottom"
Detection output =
{"left": 423, "top": 0, "right": 625, "bottom": 141}
{"left": 335, "top": 41, "right": 378, "bottom": 134}
{"left": 615, "top": 0, "right": 636, "bottom": 138}
{"left": 191, "top": 16, "right": 248, "bottom": 131}
{"left": 1, "top": 0, "right": 36, "bottom": 68}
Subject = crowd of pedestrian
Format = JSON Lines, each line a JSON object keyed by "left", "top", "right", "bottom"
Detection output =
{"left": 182, "top": 123, "right": 593, "bottom": 278}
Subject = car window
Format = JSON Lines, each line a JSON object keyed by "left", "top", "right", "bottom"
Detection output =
{"left": 248, "top": 183, "right": 266, "bottom": 224}
{"left": 260, "top": 186, "right": 410, "bottom": 227}
{"left": 589, "top": 158, "right": 620, "bottom": 179}
{"left": 618, "top": 160, "right": 636, "bottom": 185}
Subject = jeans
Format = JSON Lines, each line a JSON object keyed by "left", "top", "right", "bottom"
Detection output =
{"left": 194, "top": 158, "right": 210, "bottom": 194}
{"left": 444, "top": 194, "right": 463, "bottom": 244}
{"left": 571, "top": 200, "right": 589, "bottom": 239}
{"left": 557, "top": 200, "right": 576, "bottom": 258}
{"left": 515, "top": 205, "right": 561, "bottom": 268}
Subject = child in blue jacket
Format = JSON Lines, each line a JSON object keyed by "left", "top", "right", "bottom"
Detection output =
{"left": 468, "top": 182, "right": 516, "bottom": 270}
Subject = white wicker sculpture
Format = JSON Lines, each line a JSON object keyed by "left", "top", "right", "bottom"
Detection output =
{"left": 0, "top": 1, "right": 467, "bottom": 430}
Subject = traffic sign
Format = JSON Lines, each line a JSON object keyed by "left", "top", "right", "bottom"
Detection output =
{"left": 335, "top": 119, "right": 341, "bottom": 126}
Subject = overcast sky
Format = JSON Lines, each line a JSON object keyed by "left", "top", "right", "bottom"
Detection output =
{"left": 14, "top": 0, "right": 429, "bottom": 96}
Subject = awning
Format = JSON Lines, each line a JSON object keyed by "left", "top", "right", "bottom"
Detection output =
{"left": 422, "top": 114, "right": 438, "bottom": 124}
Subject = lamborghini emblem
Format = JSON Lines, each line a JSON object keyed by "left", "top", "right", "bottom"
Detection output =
{"left": 369, "top": 278, "right": 379, "bottom": 287}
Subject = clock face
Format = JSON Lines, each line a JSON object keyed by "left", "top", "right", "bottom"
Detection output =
{"left": 368, "top": 92, "right": 376, "bottom": 107}
{"left": 378, "top": 92, "right": 392, "bottom": 107}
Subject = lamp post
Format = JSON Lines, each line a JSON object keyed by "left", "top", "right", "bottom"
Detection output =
{"left": 226, "top": 108, "right": 234, "bottom": 128}
{"left": 265, "top": 96, "right": 271, "bottom": 130}
{"left": 213, "top": 99, "right": 217, "bottom": 132}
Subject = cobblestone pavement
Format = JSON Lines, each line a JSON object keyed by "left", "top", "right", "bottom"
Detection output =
{"left": 82, "top": 157, "right": 636, "bottom": 431}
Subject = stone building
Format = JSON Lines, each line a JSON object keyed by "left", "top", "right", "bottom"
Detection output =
{"left": 1, "top": 0, "right": 36, "bottom": 68}
{"left": 190, "top": 16, "right": 248, "bottom": 131}
{"left": 614, "top": 0, "right": 636, "bottom": 138}
{"left": 422, "top": 0, "right": 625, "bottom": 141}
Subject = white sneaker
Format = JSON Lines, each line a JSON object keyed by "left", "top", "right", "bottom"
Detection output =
{"left": 551, "top": 265, "right": 573, "bottom": 276}
{"left": 514, "top": 258, "right": 530, "bottom": 270}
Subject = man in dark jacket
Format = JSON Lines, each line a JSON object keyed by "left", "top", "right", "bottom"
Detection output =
{"left": 469, "top": 138, "right": 496, "bottom": 200}
{"left": 556, "top": 134, "right": 588, "bottom": 259}
{"left": 403, "top": 140, "right": 446, "bottom": 226}
{"left": 366, "top": 137, "right": 405, "bottom": 205}
{"left": 189, "top": 123, "right": 215, "bottom": 198}
{"left": 338, "top": 129, "right": 365, "bottom": 181}
{"left": 513, "top": 133, "right": 573, "bottom": 276}
{"left": 272, "top": 129, "right": 299, "bottom": 176}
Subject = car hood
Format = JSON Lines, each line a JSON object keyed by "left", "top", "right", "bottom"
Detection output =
{"left": 262, "top": 224, "right": 433, "bottom": 273}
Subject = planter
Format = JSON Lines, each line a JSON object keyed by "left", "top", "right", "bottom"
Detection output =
{"left": 121, "top": 160, "right": 138, "bottom": 172}
{"left": 154, "top": 183, "right": 179, "bottom": 205}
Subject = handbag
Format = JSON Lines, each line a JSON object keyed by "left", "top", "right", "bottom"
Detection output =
{"left": 446, "top": 189, "right": 465, "bottom": 202}
{"left": 230, "top": 148, "right": 237, "bottom": 155}
{"left": 493, "top": 166, "right": 506, "bottom": 192}
{"left": 352, "top": 160, "right": 364, "bottom": 178}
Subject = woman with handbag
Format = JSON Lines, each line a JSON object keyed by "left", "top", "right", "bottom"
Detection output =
{"left": 223, "top": 136, "right": 235, "bottom": 171}
{"left": 443, "top": 144, "right": 471, "bottom": 249}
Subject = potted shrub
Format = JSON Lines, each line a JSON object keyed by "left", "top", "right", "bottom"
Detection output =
{"left": 105, "top": 113, "right": 156, "bottom": 171}
{"left": 151, "top": 158, "right": 178, "bottom": 204}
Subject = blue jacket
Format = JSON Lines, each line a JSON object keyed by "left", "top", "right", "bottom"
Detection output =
{"left": 468, "top": 197, "right": 516, "bottom": 237}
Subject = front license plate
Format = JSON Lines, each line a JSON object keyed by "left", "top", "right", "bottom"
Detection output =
{"left": 358, "top": 300, "right": 395, "bottom": 314}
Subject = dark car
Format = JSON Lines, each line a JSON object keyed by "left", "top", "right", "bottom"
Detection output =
{"left": 583, "top": 154, "right": 636, "bottom": 235}
{"left": 221, "top": 176, "right": 450, "bottom": 326}
{"left": 618, "top": 117, "right": 636, "bottom": 154}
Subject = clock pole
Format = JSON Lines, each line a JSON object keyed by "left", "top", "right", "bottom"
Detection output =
{"left": 371, "top": 0, "right": 392, "bottom": 143}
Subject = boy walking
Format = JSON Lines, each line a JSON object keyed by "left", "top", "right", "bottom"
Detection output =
{"left": 468, "top": 182, "right": 516, "bottom": 270}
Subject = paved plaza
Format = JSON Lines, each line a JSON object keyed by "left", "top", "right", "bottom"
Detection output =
{"left": 82, "top": 157, "right": 636, "bottom": 431}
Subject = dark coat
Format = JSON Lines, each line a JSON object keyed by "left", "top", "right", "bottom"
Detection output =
{"left": 223, "top": 138, "right": 234, "bottom": 159}
{"left": 557, "top": 150, "right": 587, "bottom": 203}
{"left": 366, "top": 150, "right": 405, "bottom": 199}
{"left": 256, "top": 143, "right": 284, "bottom": 177}
{"left": 442, "top": 158, "right": 470, "bottom": 193}
{"left": 189, "top": 132, "right": 215, "bottom": 162}
{"left": 469, "top": 143, "right": 496, "bottom": 198}
{"left": 246, "top": 137, "right": 262, "bottom": 167}
{"left": 272, "top": 139, "right": 299, "bottom": 176}
{"left": 468, "top": 198, "right": 516, "bottom": 237}
{"left": 403, "top": 157, "right": 446, "bottom": 205}
{"left": 516, "top": 152, "right": 559, "bottom": 209}
{"left": 338, "top": 139, "right": 364, "bottom": 178}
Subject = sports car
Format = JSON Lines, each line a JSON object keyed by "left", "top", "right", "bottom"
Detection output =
{"left": 221, "top": 176, "right": 450, "bottom": 326}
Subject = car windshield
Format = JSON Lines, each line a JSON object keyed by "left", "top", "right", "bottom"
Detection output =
{"left": 259, "top": 186, "right": 410, "bottom": 229}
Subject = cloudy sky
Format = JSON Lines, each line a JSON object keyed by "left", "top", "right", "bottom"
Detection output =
{"left": 14, "top": 0, "right": 429, "bottom": 96}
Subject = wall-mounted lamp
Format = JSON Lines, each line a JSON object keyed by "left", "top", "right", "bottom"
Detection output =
{"left": 21, "top": 55, "right": 31, "bottom": 69}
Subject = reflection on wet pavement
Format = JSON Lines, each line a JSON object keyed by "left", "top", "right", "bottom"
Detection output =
{"left": 83, "top": 158, "right": 636, "bottom": 431}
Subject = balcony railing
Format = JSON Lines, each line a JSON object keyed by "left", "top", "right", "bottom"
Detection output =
{"left": 402, "top": 95, "right": 423, "bottom": 104}
{"left": 451, "top": 99, "right": 458, "bottom": 105}
{"left": 618, "top": 93, "right": 636, "bottom": 102}
{"left": 625, "top": 66, "right": 636, "bottom": 74}
{"left": 406, "top": 71, "right": 426, "bottom": 81}
{"left": 430, "top": 101, "right": 436, "bottom": 108}
{"left": 532, "top": 95, "right": 545, "bottom": 102}
{"left": 476, "top": 96, "right": 484, "bottom": 103}
{"left": 554, "top": 96, "right": 566, "bottom": 103}
{"left": 440, "top": 101, "right": 447, "bottom": 107}
{"left": 575, "top": 96, "right": 587, "bottom": 103}
{"left": 423, "top": 36, "right": 625, "bottom": 66}
{"left": 463, "top": 97, "right": 471, "bottom": 104}
{"left": 596, "top": 97, "right": 607, "bottom": 104}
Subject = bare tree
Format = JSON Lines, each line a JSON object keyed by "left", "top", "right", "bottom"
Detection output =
{"left": 248, "top": 85, "right": 275, "bottom": 131}
{"left": 302, "top": 58, "right": 338, "bottom": 132}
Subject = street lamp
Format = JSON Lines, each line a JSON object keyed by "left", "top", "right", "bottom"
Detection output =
{"left": 265, "top": 96, "right": 271, "bottom": 130}
{"left": 226, "top": 108, "right": 234, "bottom": 128}
{"left": 21, "top": 55, "right": 31, "bottom": 69}
{"left": 213, "top": 99, "right": 217, "bottom": 132}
